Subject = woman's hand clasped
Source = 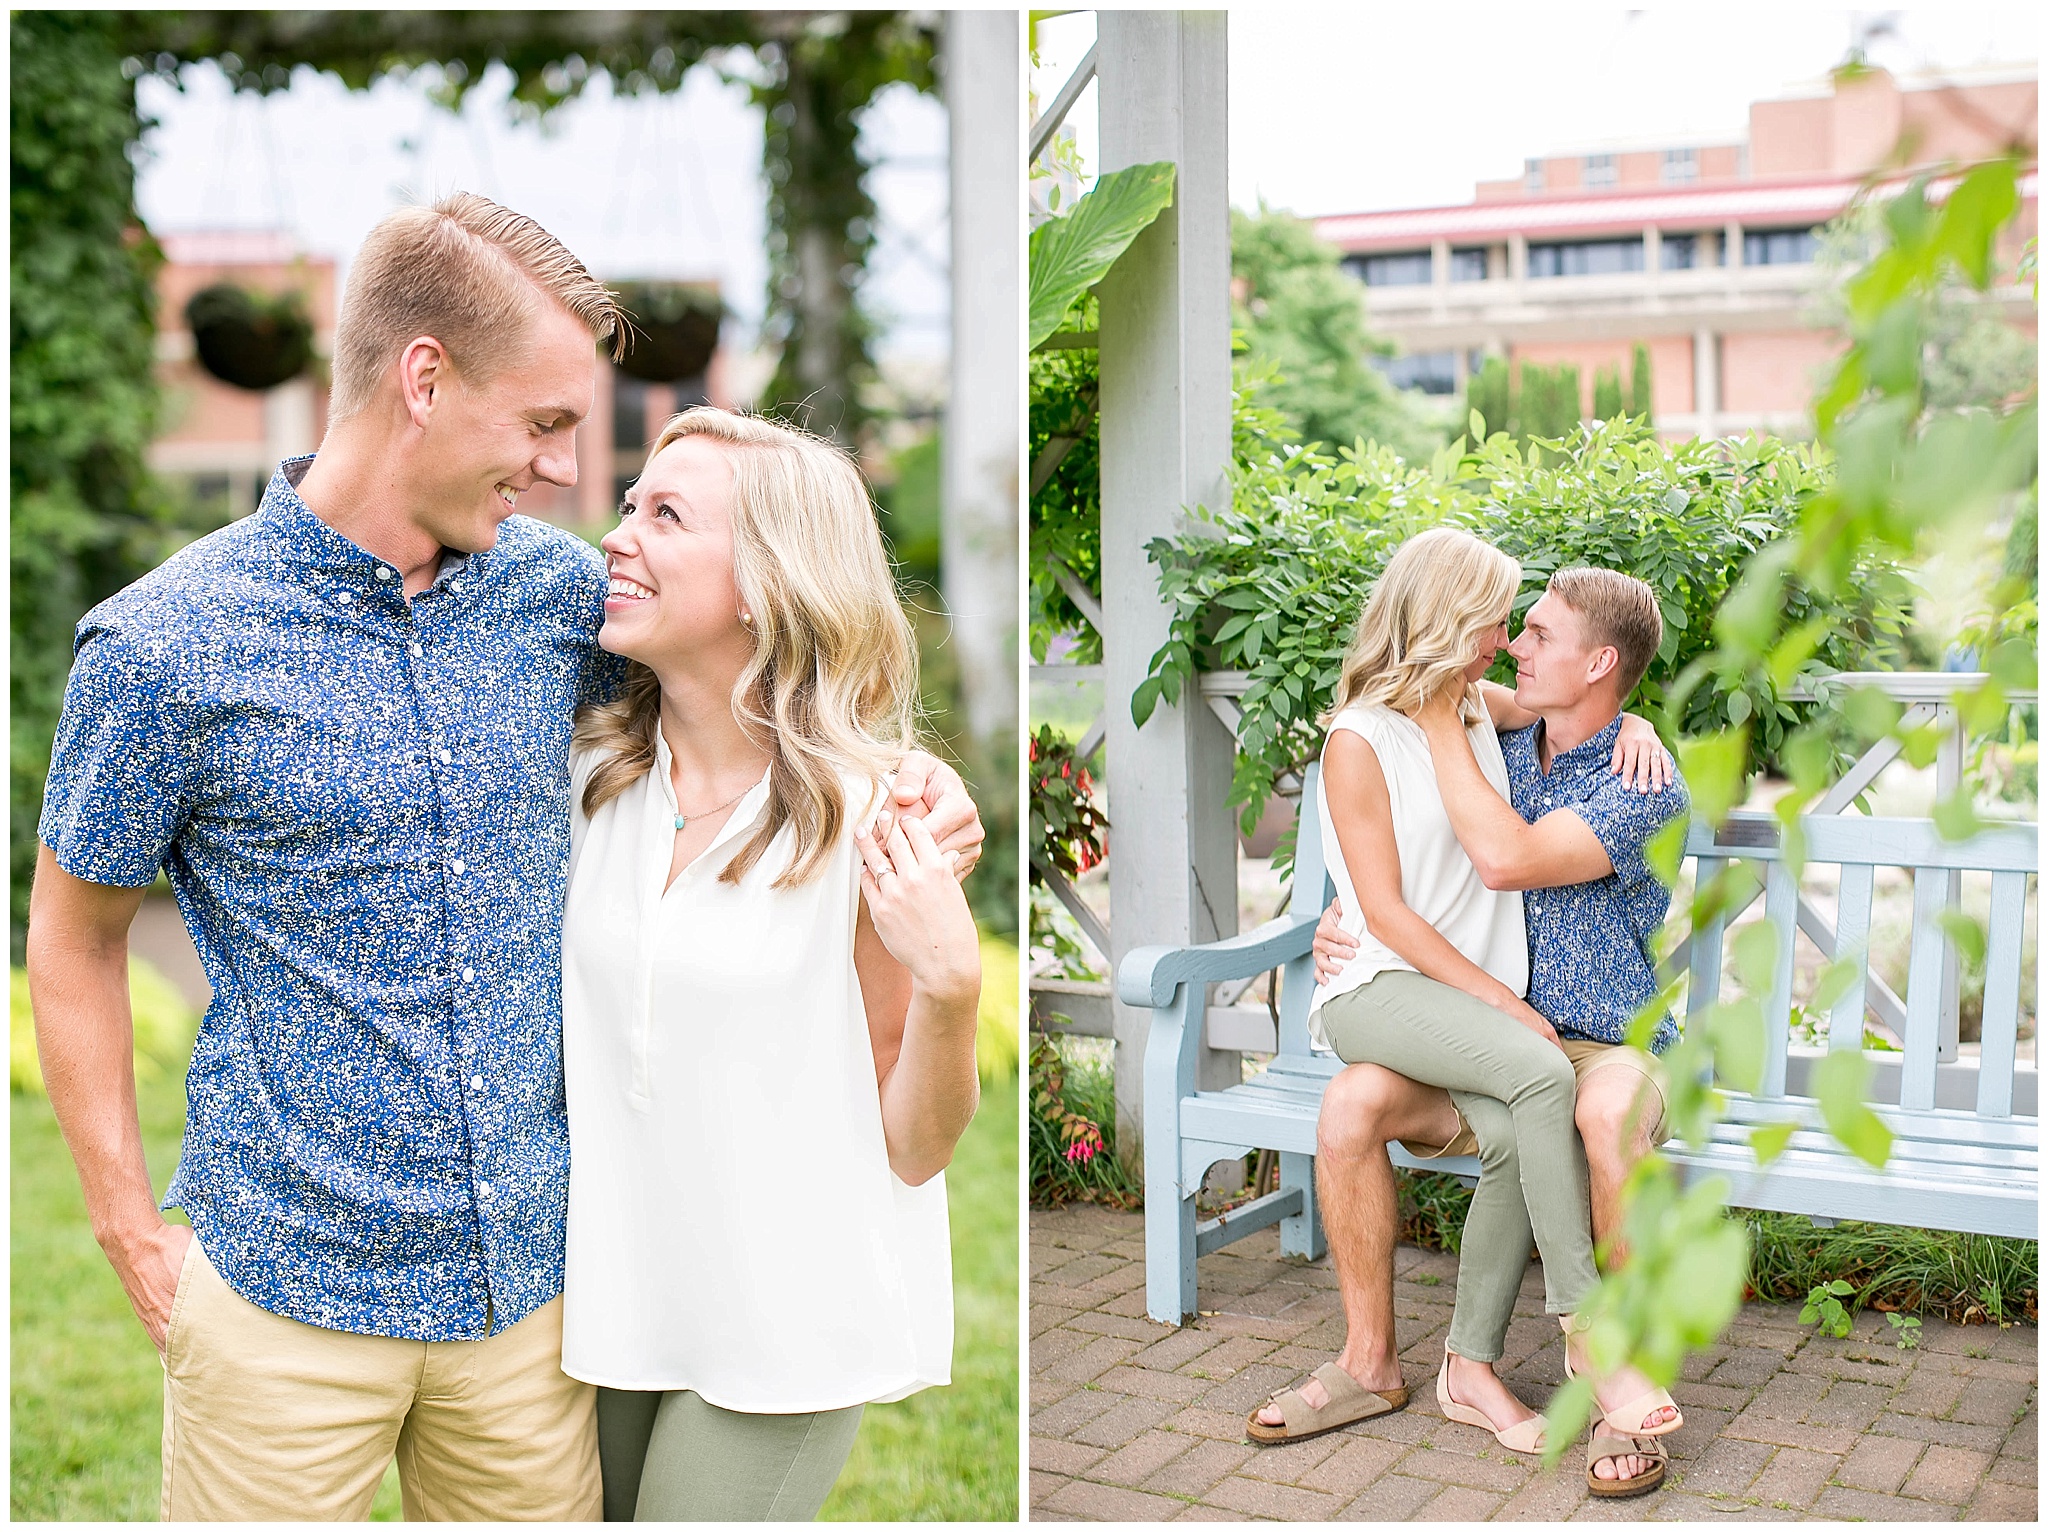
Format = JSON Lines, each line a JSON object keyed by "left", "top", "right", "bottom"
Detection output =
{"left": 1610, "top": 714, "right": 1674, "bottom": 793}
{"left": 857, "top": 814, "right": 982, "bottom": 1005}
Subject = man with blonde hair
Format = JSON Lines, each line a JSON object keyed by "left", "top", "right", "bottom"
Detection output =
{"left": 29, "top": 193, "right": 983, "bottom": 1520}
{"left": 1262, "top": 565, "right": 1687, "bottom": 1495}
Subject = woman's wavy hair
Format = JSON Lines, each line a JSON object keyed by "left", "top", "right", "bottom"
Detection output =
{"left": 1323, "top": 526, "right": 1522, "bottom": 725}
{"left": 573, "top": 407, "right": 920, "bottom": 888}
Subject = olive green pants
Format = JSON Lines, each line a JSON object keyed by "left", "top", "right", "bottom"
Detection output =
{"left": 596, "top": 1387, "right": 863, "bottom": 1522}
{"left": 1322, "top": 969, "right": 1599, "bottom": 1362}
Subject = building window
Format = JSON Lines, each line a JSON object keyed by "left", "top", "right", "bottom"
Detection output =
{"left": 612, "top": 373, "right": 649, "bottom": 450}
{"left": 1372, "top": 350, "right": 1461, "bottom": 395}
{"left": 1524, "top": 157, "right": 1544, "bottom": 193}
{"left": 1583, "top": 153, "right": 1617, "bottom": 189}
{"left": 1662, "top": 148, "right": 1699, "bottom": 185}
{"left": 1744, "top": 227, "right": 1819, "bottom": 266}
{"left": 1449, "top": 247, "right": 1489, "bottom": 282}
{"left": 1526, "top": 237, "right": 1645, "bottom": 278}
{"left": 1661, "top": 233, "right": 1699, "bottom": 269}
{"left": 1348, "top": 250, "right": 1434, "bottom": 287}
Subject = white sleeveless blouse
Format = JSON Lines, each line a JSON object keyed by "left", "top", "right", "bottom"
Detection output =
{"left": 559, "top": 734, "right": 952, "bottom": 1410}
{"left": 1307, "top": 701, "right": 1529, "bottom": 1050}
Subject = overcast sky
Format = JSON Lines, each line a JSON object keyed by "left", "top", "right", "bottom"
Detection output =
{"left": 1032, "top": 6, "right": 2037, "bottom": 216}
{"left": 134, "top": 55, "right": 949, "bottom": 358}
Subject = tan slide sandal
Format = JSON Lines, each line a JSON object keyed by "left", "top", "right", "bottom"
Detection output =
{"left": 1245, "top": 1361, "right": 1408, "bottom": 1445}
{"left": 1586, "top": 1432, "right": 1667, "bottom": 1498}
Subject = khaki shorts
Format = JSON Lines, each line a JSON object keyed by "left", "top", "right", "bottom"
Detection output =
{"left": 160, "top": 1237, "right": 601, "bottom": 1521}
{"left": 1398, "top": 1037, "right": 1671, "bottom": 1162}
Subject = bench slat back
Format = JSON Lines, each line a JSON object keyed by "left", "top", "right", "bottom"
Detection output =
{"left": 1688, "top": 854, "right": 1729, "bottom": 1035}
{"left": 1977, "top": 869, "right": 2031, "bottom": 1118}
{"left": 1901, "top": 868, "right": 1951, "bottom": 1111}
{"left": 1762, "top": 861, "right": 1799, "bottom": 1096}
{"left": 1830, "top": 862, "right": 1876, "bottom": 1052}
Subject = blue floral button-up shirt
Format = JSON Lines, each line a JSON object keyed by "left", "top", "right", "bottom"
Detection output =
{"left": 1500, "top": 717, "right": 1689, "bottom": 1054}
{"left": 40, "top": 458, "right": 621, "bottom": 1340}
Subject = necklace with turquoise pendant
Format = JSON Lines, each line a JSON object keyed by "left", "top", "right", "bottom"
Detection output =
{"left": 674, "top": 781, "right": 756, "bottom": 831}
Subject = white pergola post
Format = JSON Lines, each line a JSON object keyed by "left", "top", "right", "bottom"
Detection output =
{"left": 1097, "top": 10, "right": 1239, "bottom": 1158}
{"left": 942, "top": 11, "right": 1023, "bottom": 746}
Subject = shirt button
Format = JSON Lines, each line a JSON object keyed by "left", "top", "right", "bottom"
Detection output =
{"left": 462, "top": 966, "right": 476, "bottom": 982}
{"left": 376, "top": 566, "right": 393, "bottom": 582}
{"left": 335, "top": 592, "right": 353, "bottom": 605}
{"left": 478, "top": 1182, "right": 493, "bottom": 1199}
{"left": 470, "top": 1075, "right": 485, "bottom": 1092}
{"left": 410, "top": 642, "right": 424, "bottom": 658}
{"left": 451, "top": 859, "right": 466, "bottom": 875}
{"left": 450, "top": 580, "right": 465, "bottom": 594}
{"left": 439, "top": 748, "right": 453, "bottom": 765}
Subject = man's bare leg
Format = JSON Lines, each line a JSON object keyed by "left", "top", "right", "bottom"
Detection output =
{"left": 1258, "top": 1064, "right": 1532, "bottom": 1432}
{"left": 1571, "top": 1065, "right": 1675, "bottom": 1478}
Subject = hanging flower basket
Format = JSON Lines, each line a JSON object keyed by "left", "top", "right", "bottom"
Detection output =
{"left": 610, "top": 282, "right": 722, "bottom": 384}
{"left": 184, "top": 283, "right": 314, "bottom": 391}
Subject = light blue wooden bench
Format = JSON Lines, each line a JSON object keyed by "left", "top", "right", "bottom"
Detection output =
{"left": 1118, "top": 764, "right": 2038, "bottom": 1325}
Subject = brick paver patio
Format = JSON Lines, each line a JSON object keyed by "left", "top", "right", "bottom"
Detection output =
{"left": 1031, "top": 1205, "right": 2037, "bottom": 1521}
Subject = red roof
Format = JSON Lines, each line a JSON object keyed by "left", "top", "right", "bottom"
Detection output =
{"left": 1315, "top": 173, "right": 2038, "bottom": 251}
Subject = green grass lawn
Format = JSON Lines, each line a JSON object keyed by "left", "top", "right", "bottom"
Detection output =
{"left": 11, "top": 1071, "right": 1018, "bottom": 1521}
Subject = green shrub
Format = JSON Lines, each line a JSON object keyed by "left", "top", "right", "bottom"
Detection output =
{"left": 1629, "top": 342, "right": 1654, "bottom": 417}
{"left": 10, "top": 958, "right": 196, "bottom": 1096}
{"left": 1136, "top": 416, "right": 1914, "bottom": 839}
{"left": 1592, "top": 364, "right": 1624, "bottom": 422}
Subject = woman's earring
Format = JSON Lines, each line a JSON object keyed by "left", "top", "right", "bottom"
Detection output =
{"left": 739, "top": 607, "right": 754, "bottom": 629}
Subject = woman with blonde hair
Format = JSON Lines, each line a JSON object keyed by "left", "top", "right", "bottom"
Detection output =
{"left": 559, "top": 407, "right": 981, "bottom": 1520}
{"left": 1249, "top": 526, "right": 1667, "bottom": 1465}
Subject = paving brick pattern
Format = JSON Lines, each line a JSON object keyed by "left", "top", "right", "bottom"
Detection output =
{"left": 1031, "top": 1206, "right": 2038, "bottom": 1521}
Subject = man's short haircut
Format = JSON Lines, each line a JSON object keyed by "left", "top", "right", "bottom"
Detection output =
{"left": 1546, "top": 566, "right": 1663, "bottom": 700}
{"left": 328, "top": 192, "right": 625, "bottom": 421}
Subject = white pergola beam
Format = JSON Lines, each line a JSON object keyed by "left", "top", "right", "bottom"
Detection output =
{"left": 942, "top": 11, "right": 1023, "bottom": 746}
{"left": 1098, "top": 10, "right": 1239, "bottom": 1155}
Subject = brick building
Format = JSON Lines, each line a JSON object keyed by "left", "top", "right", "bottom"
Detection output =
{"left": 148, "top": 230, "right": 733, "bottom": 531}
{"left": 1314, "top": 65, "right": 2037, "bottom": 437}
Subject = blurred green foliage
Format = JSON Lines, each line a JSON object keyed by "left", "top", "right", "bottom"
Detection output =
{"left": 11, "top": 958, "right": 196, "bottom": 1098}
{"left": 1544, "top": 157, "right": 2039, "bottom": 1468}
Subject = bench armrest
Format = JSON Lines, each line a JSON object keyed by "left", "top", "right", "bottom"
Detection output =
{"left": 1117, "top": 911, "right": 1321, "bottom": 1009}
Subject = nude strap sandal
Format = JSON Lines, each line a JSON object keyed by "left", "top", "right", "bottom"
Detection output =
{"left": 1586, "top": 1431, "right": 1667, "bottom": 1498}
{"left": 1245, "top": 1361, "right": 1408, "bottom": 1445}
{"left": 1434, "top": 1341, "right": 1546, "bottom": 1456}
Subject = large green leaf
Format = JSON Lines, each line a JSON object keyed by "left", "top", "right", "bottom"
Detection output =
{"left": 1029, "top": 160, "right": 1177, "bottom": 349}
